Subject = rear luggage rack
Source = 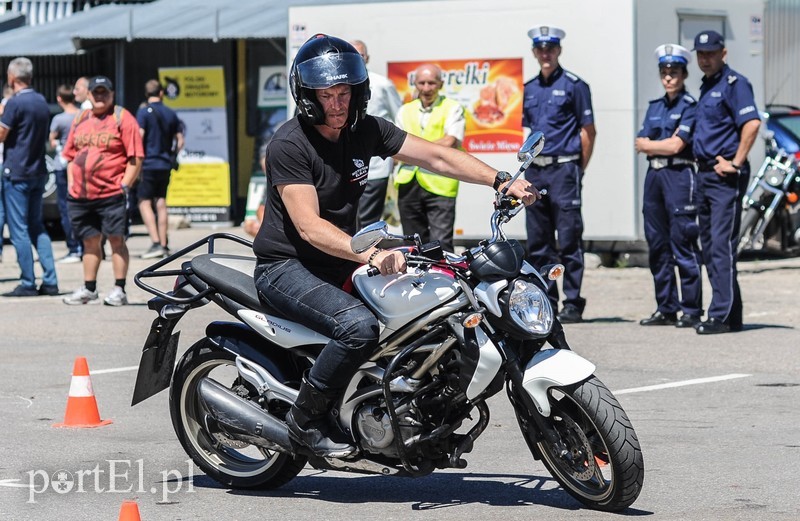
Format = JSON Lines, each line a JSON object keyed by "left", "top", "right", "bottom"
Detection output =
{"left": 134, "top": 233, "right": 254, "bottom": 304}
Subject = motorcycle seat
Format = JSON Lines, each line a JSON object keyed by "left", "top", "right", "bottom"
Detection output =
{"left": 190, "top": 254, "right": 273, "bottom": 314}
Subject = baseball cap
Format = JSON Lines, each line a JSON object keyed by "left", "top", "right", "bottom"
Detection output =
{"left": 88, "top": 76, "right": 114, "bottom": 92}
{"left": 693, "top": 30, "right": 725, "bottom": 51}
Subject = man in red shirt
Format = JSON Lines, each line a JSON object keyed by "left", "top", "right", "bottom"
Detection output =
{"left": 62, "top": 76, "right": 144, "bottom": 306}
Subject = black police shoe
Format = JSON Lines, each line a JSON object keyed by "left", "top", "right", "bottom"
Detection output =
{"left": 696, "top": 317, "right": 731, "bottom": 335}
{"left": 675, "top": 314, "right": 702, "bottom": 328}
{"left": 639, "top": 311, "right": 678, "bottom": 326}
{"left": 558, "top": 305, "right": 583, "bottom": 324}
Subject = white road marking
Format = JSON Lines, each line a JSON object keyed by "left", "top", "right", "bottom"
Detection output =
{"left": 0, "top": 479, "right": 32, "bottom": 488}
{"left": 90, "top": 365, "right": 139, "bottom": 375}
{"left": 614, "top": 373, "right": 751, "bottom": 394}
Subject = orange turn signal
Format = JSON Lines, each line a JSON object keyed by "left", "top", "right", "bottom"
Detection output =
{"left": 547, "top": 264, "right": 565, "bottom": 280}
{"left": 787, "top": 192, "right": 799, "bottom": 204}
{"left": 462, "top": 313, "right": 484, "bottom": 328}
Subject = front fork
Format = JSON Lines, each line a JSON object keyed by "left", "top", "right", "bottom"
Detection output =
{"left": 500, "top": 342, "right": 570, "bottom": 458}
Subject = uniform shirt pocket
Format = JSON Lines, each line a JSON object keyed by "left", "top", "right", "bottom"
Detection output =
{"left": 701, "top": 97, "right": 727, "bottom": 123}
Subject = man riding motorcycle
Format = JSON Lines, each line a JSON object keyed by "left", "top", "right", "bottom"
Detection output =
{"left": 252, "top": 34, "right": 539, "bottom": 458}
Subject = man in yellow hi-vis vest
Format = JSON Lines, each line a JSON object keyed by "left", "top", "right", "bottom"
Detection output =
{"left": 394, "top": 63, "right": 465, "bottom": 252}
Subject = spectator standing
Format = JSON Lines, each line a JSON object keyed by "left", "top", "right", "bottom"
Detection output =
{"left": 73, "top": 76, "right": 93, "bottom": 110}
{"left": 350, "top": 39, "right": 403, "bottom": 227}
{"left": 135, "top": 79, "right": 184, "bottom": 259}
{"left": 61, "top": 76, "right": 144, "bottom": 306}
{"left": 0, "top": 57, "right": 58, "bottom": 297}
{"left": 691, "top": 31, "right": 761, "bottom": 334}
{"left": 522, "top": 25, "right": 596, "bottom": 323}
{"left": 0, "top": 83, "right": 12, "bottom": 263}
{"left": 49, "top": 84, "right": 82, "bottom": 264}
{"left": 394, "top": 63, "right": 465, "bottom": 252}
{"left": 635, "top": 44, "right": 703, "bottom": 328}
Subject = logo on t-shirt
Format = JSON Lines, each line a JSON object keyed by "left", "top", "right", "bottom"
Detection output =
{"left": 351, "top": 158, "right": 368, "bottom": 185}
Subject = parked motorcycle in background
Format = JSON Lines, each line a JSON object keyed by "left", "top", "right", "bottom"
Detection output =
{"left": 738, "top": 131, "right": 800, "bottom": 254}
{"left": 132, "top": 132, "right": 644, "bottom": 512}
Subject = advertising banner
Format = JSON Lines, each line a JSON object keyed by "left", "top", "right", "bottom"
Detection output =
{"left": 159, "top": 66, "right": 231, "bottom": 223}
{"left": 257, "top": 66, "right": 289, "bottom": 108}
{"left": 387, "top": 58, "right": 524, "bottom": 153}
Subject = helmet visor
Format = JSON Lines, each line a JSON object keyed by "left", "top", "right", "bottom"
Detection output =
{"left": 296, "top": 52, "right": 368, "bottom": 89}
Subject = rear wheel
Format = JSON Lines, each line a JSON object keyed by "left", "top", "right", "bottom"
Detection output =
{"left": 169, "top": 338, "right": 306, "bottom": 489}
{"left": 517, "top": 376, "right": 644, "bottom": 511}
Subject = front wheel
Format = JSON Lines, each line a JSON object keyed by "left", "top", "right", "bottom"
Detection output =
{"left": 517, "top": 376, "right": 644, "bottom": 511}
{"left": 737, "top": 207, "right": 766, "bottom": 253}
{"left": 169, "top": 338, "right": 307, "bottom": 489}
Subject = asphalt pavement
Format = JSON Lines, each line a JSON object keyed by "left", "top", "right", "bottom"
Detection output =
{"left": 0, "top": 224, "right": 798, "bottom": 520}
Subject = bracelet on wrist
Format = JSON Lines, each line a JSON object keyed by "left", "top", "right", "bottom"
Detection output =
{"left": 367, "top": 248, "right": 383, "bottom": 267}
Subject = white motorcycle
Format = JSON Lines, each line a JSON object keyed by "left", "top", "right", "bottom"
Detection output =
{"left": 132, "top": 132, "right": 643, "bottom": 511}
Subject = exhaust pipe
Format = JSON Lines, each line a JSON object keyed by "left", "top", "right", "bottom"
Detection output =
{"left": 197, "top": 377, "right": 295, "bottom": 455}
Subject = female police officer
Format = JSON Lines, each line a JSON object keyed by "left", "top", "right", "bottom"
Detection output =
{"left": 634, "top": 44, "right": 703, "bottom": 328}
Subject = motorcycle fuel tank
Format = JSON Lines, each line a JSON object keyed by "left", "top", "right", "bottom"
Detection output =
{"left": 352, "top": 265, "right": 461, "bottom": 331}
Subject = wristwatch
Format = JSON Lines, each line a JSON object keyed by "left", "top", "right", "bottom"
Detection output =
{"left": 731, "top": 162, "right": 742, "bottom": 175}
{"left": 493, "top": 171, "right": 512, "bottom": 191}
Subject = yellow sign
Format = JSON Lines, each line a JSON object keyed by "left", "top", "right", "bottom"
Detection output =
{"left": 166, "top": 163, "right": 231, "bottom": 207}
{"left": 159, "top": 67, "right": 226, "bottom": 110}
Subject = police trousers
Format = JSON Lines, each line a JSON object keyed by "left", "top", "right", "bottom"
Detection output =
{"left": 696, "top": 165, "right": 750, "bottom": 326}
{"left": 524, "top": 161, "right": 585, "bottom": 312}
{"left": 642, "top": 165, "right": 703, "bottom": 316}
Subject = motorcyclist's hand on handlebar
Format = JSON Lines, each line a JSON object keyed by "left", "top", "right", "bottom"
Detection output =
{"left": 370, "top": 249, "right": 407, "bottom": 276}
{"left": 501, "top": 178, "right": 541, "bottom": 205}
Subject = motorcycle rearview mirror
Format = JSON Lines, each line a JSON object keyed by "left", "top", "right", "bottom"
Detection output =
{"left": 351, "top": 221, "right": 390, "bottom": 253}
{"left": 501, "top": 131, "right": 546, "bottom": 196}
{"left": 518, "top": 131, "right": 545, "bottom": 167}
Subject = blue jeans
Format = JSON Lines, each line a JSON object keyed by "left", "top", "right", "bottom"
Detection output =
{"left": 254, "top": 259, "right": 379, "bottom": 394}
{"left": 3, "top": 175, "right": 58, "bottom": 288}
{"left": 55, "top": 169, "right": 81, "bottom": 255}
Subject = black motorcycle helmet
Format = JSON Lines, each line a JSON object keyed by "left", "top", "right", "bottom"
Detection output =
{"left": 290, "top": 34, "right": 371, "bottom": 128}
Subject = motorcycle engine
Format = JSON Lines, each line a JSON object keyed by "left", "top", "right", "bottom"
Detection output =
{"left": 355, "top": 404, "right": 420, "bottom": 456}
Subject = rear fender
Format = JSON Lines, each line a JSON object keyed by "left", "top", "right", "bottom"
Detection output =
{"left": 521, "top": 349, "right": 595, "bottom": 417}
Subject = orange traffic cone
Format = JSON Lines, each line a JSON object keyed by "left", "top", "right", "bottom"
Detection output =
{"left": 118, "top": 500, "right": 141, "bottom": 521}
{"left": 53, "top": 357, "right": 112, "bottom": 428}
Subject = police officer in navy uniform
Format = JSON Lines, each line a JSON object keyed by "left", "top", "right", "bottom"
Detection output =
{"left": 523, "top": 25, "right": 596, "bottom": 323}
{"left": 692, "top": 30, "right": 760, "bottom": 334}
{"left": 635, "top": 44, "right": 703, "bottom": 328}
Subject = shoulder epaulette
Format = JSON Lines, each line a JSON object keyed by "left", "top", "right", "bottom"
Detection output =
{"left": 565, "top": 71, "right": 580, "bottom": 83}
{"left": 683, "top": 94, "right": 697, "bottom": 104}
{"left": 727, "top": 75, "right": 738, "bottom": 85}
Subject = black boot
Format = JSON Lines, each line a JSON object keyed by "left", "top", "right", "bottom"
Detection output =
{"left": 285, "top": 377, "right": 357, "bottom": 458}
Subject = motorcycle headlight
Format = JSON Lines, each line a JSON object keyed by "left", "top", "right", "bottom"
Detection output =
{"left": 507, "top": 279, "right": 554, "bottom": 335}
{"left": 766, "top": 170, "right": 786, "bottom": 187}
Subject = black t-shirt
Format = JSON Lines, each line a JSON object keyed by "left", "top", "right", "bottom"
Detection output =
{"left": 253, "top": 115, "right": 406, "bottom": 279}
